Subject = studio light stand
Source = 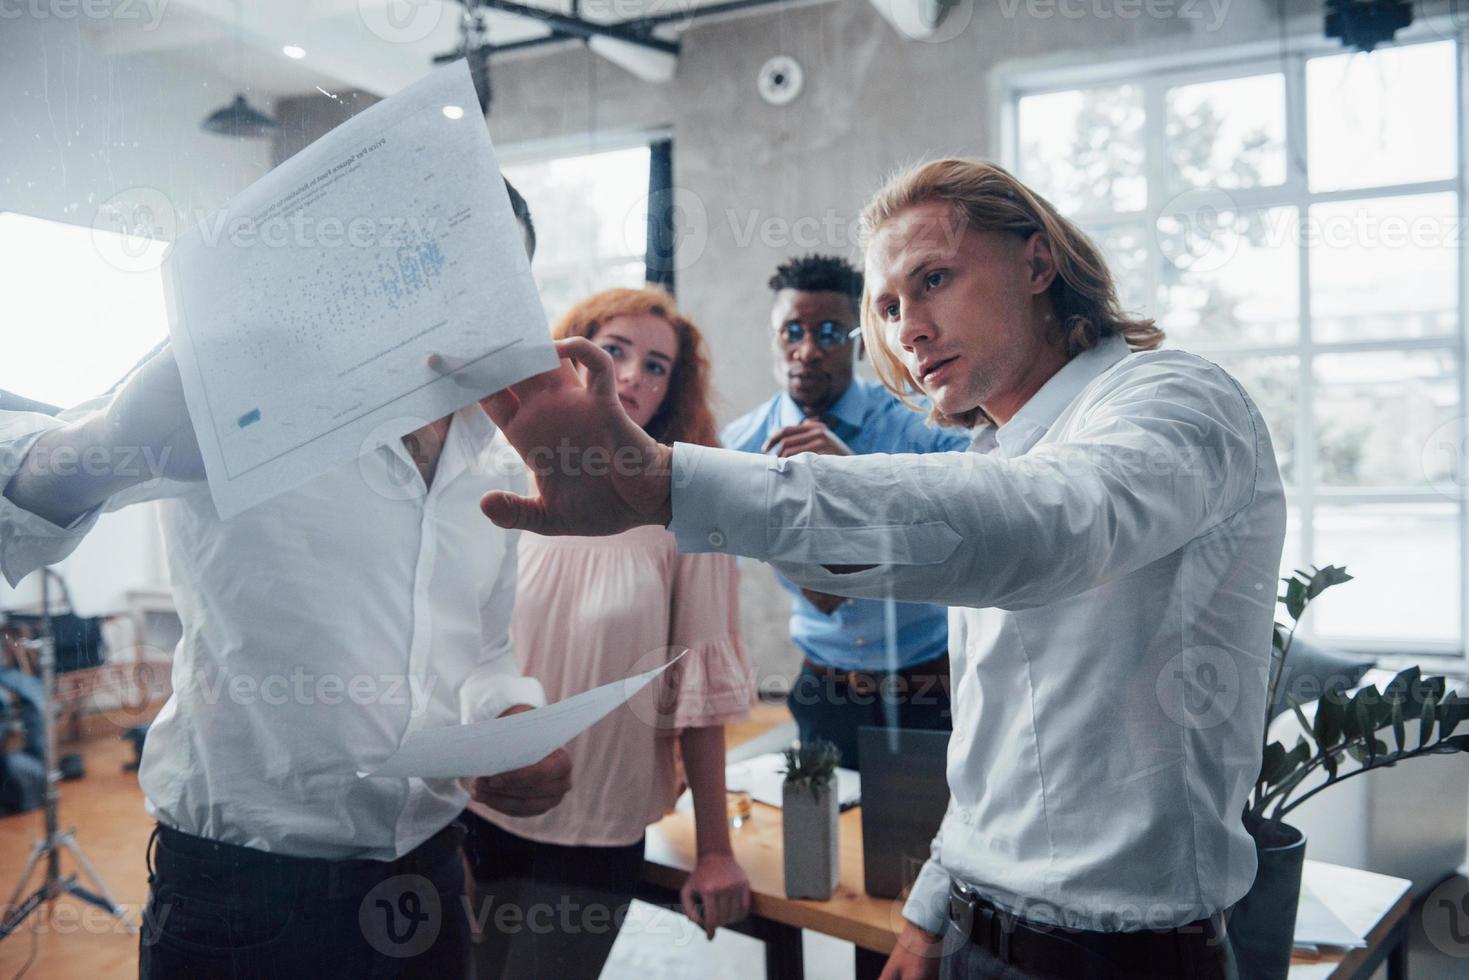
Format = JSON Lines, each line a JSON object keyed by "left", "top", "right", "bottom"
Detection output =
{"left": 0, "top": 568, "right": 128, "bottom": 942}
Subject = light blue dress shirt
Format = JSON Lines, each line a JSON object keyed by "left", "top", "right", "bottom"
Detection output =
{"left": 721, "top": 377, "right": 971, "bottom": 671}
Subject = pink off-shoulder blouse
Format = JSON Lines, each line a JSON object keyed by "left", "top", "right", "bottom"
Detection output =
{"left": 472, "top": 524, "right": 754, "bottom": 847}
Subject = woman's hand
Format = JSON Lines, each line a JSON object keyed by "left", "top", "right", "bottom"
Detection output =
{"left": 680, "top": 850, "right": 751, "bottom": 939}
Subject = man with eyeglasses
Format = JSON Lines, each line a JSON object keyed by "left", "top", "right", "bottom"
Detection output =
{"left": 721, "top": 254, "right": 970, "bottom": 769}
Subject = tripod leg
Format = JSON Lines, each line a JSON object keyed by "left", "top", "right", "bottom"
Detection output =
{"left": 59, "top": 831, "right": 125, "bottom": 919}
{"left": 4, "top": 839, "right": 47, "bottom": 917}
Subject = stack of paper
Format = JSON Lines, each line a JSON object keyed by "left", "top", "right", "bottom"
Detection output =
{"left": 1293, "top": 880, "right": 1367, "bottom": 951}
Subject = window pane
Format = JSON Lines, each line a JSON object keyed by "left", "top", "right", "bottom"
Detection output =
{"left": 1307, "top": 41, "right": 1457, "bottom": 193}
{"left": 1166, "top": 73, "right": 1286, "bottom": 190}
{"left": 1309, "top": 193, "right": 1458, "bottom": 343}
{"left": 531, "top": 259, "right": 646, "bottom": 326}
{"left": 1209, "top": 353, "right": 1298, "bottom": 485}
{"left": 1083, "top": 222, "right": 1151, "bottom": 318}
{"left": 1310, "top": 503, "right": 1460, "bottom": 647}
{"left": 1158, "top": 206, "right": 1298, "bottom": 347}
{"left": 1017, "top": 85, "right": 1146, "bottom": 215}
{"left": 502, "top": 144, "right": 651, "bottom": 272}
{"left": 1282, "top": 504, "right": 1304, "bottom": 583}
{"left": 0, "top": 211, "right": 168, "bottom": 407}
{"left": 1313, "top": 350, "right": 1459, "bottom": 488}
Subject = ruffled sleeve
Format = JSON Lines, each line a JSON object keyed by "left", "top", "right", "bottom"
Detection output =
{"left": 666, "top": 549, "right": 754, "bottom": 730}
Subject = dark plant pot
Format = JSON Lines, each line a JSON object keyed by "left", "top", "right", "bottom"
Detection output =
{"left": 1229, "top": 821, "right": 1306, "bottom": 980}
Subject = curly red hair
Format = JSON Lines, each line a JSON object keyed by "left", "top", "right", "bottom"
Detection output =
{"left": 550, "top": 285, "right": 720, "bottom": 448}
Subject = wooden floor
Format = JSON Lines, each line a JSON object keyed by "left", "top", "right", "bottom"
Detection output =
{"left": 0, "top": 735, "right": 153, "bottom": 979}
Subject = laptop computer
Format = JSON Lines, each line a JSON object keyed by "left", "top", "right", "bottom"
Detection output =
{"left": 858, "top": 725, "right": 951, "bottom": 900}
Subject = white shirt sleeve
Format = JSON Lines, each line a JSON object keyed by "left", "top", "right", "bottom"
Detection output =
{"left": 458, "top": 522, "right": 545, "bottom": 725}
{"left": 670, "top": 356, "right": 1262, "bottom": 611}
{"left": 0, "top": 395, "right": 193, "bottom": 587}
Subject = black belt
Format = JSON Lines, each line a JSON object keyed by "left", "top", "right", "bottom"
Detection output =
{"left": 150, "top": 819, "right": 466, "bottom": 900}
{"left": 947, "top": 879, "right": 1230, "bottom": 976}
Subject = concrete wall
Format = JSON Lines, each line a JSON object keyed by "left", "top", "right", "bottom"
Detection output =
{"left": 475, "top": 0, "right": 1307, "bottom": 691}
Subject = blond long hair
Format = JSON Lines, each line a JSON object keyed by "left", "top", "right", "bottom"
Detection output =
{"left": 859, "top": 159, "right": 1163, "bottom": 427}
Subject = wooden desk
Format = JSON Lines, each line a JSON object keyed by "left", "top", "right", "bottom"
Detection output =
{"left": 641, "top": 801, "right": 894, "bottom": 980}
{"left": 641, "top": 802, "right": 1413, "bottom": 980}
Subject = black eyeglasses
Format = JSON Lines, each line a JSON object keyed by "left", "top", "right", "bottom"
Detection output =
{"left": 777, "top": 320, "right": 863, "bottom": 349}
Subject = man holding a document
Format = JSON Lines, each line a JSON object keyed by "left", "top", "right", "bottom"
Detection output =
{"left": 0, "top": 184, "right": 572, "bottom": 978}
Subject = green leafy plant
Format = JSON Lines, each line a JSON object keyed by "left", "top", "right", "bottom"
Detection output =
{"left": 1247, "top": 565, "right": 1469, "bottom": 842}
{"left": 781, "top": 740, "right": 841, "bottom": 803}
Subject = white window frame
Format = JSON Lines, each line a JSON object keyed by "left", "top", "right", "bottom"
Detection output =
{"left": 995, "top": 25, "right": 1469, "bottom": 664}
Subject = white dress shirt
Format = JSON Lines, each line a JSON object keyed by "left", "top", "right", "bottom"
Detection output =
{"left": 0, "top": 401, "right": 544, "bottom": 860}
{"left": 671, "top": 335, "right": 1286, "bottom": 932}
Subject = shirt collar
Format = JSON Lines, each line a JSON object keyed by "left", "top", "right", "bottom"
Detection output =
{"left": 379, "top": 405, "right": 499, "bottom": 490}
{"left": 777, "top": 378, "right": 871, "bottom": 429}
{"left": 991, "top": 334, "right": 1131, "bottom": 458}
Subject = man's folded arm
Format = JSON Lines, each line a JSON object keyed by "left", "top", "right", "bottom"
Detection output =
{"left": 671, "top": 363, "right": 1261, "bottom": 611}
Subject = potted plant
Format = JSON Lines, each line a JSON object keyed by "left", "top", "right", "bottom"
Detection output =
{"left": 781, "top": 740, "right": 842, "bottom": 900}
{"left": 1230, "top": 565, "right": 1469, "bottom": 978}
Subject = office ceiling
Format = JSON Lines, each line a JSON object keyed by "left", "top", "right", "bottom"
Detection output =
{"left": 85, "top": 1, "right": 805, "bottom": 99}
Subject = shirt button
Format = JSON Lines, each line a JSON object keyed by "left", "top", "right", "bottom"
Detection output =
{"left": 854, "top": 638, "right": 865, "bottom": 647}
{"left": 708, "top": 530, "right": 726, "bottom": 548}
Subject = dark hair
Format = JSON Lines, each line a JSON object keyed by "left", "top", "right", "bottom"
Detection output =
{"left": 503, "top": 178, "right": 535, "bottom": 260}
{"left": 767, "top": 253, "right": 863, "bottom": 303}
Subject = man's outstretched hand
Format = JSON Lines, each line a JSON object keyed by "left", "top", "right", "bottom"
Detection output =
{"left": 474, "top": 338, "right": 675, "bottom": 536}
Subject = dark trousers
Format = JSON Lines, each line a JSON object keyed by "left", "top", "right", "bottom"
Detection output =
{"left": 938, "top": 924, "right": 1239, "bottom": 980}
{"left": 787, "top": 657, "right": 952, "bottom": 770}
{"left": 139, "top": 821, "right": 471, "bottom": 980}
{"left": 463, "top": 812, "right": 646, "bottom": 980}
{"left": 940, "top": 883, "right": 1239, "bottom": 980}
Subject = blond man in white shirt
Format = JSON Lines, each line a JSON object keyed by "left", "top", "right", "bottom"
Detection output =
{"left": 468, "top": 160, "right": 1284, "bottom": 980}
{"left": 0, "top": 186, "right": 573, "bottom": 978}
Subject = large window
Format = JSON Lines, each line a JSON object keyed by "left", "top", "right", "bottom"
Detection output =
{"left": 501, "top": 140, "right": 657, "bottom": 324}
{"left": 0, "top": 210, "right": 168, "bottom": 408}
{"left": 1008, "top": 38, "right": 1465, "bottom": 656}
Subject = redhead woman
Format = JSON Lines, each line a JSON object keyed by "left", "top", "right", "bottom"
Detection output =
{"left": 463, "top": 285, "right": 754, "bottom": 979}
